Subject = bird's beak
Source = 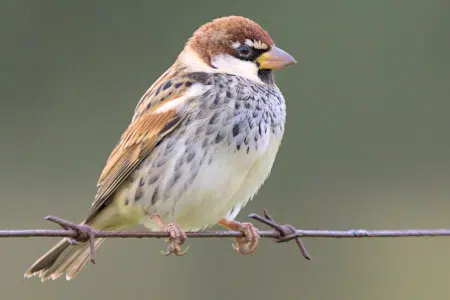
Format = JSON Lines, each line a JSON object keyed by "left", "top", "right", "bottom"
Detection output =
{"left": 256, "top": 46, "right": 297, "bottom": 70}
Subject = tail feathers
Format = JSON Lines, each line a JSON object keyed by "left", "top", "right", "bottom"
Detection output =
{"left": 24, "top": 237, "right": 105, "bottom": 281}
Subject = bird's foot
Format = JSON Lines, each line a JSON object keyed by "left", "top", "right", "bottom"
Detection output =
{"left": 45, "top": 216, "right": 97, "bottom": 263}
{"left": 151, "top": 214, "right": 188, "bottom": 256}
{"left": 219, "top": 219, "right": 260, "bottom": 255}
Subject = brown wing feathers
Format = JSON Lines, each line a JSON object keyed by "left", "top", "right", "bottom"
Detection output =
{"left": 85, "top": 72, "right": 207, "bottom": 223}
{"left": 133, "top": 63, "right": 188, "bottom": 120}
{"left": 85, "top": 103, "right": 182, "bottom": 223}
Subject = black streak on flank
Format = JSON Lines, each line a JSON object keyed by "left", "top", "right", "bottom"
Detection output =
{"left": 148, "top": 176, "right": 158, "bottom": 185}
{"left": 206, "top": 126, "right": 215, "bottom": 135}
{"left": 213, "top": 95, "right": 221, "bottom": 105}
{"left": 232, "top": 124, "right": 240, "bottom": 137}
{"left": 151, "top": 186, "right": 159, "bottom": 205}
{"left": 174, "top": 82, "right": 183, "bottom": 89}
{"left": 135, "top": 186, "right": 143, "bottom": 202}
{"left": 215, "top": 132, "right": 225, "bottom": 144}
{"left": 202, "top": 138, "right": 209, "bottom": 149}
{"left": 184, "top": 115, "right": 194, "bottom": 126}
{"left": 186, "top": 151, "right": 196, "bottom": 163}
{"left": 175, "top": 157, "right": 184, "bottom": 170}
{"left": 209, "top": 112, "right": 219, "bottom": 125}
{"left": 172, "top": 172, "right": 182, "bottom": 184}
{"left": 156, "top": 158, "right": 167, "bottom": 168}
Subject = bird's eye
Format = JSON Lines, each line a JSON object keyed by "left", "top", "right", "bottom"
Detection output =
{"left": 237, "top": 45, "right": 252, "bottom": 58}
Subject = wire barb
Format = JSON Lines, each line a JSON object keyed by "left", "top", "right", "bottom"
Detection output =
{"left": 45, "top": 216, "right": 97, "bottom": 264}
{"left": 249, "top": 209, "right": 311, "bottom": 260}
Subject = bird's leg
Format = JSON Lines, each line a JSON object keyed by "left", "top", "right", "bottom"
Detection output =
{"left": 151, "top": 214, "right": 188, "bottom": 256}
{"left": 218, "top": 218, "right": 260, "bottom": 255}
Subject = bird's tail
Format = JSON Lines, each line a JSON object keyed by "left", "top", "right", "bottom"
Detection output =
{"left": 24, "top": 236, "right": 105, "bottom": 281}
{"left": 25, "top": 188, "right": 142, "bottom": 281}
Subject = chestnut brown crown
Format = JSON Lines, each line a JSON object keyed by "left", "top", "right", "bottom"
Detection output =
{"left": 188, "top": 16, "right": 274, "bottom": 66}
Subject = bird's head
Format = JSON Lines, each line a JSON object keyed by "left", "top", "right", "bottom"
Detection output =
{"left": 180, "top": 16, "right": 296, "bottom": 84}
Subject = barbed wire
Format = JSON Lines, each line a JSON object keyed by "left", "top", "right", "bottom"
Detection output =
{"left": 3, "top": 209, "right": 450, "bottom": 262}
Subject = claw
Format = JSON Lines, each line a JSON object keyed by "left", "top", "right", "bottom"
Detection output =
{"left": 151, "top": 214, "right": 189, "bottom": 256}
{"left": 161, "top": 245, "right": 189, "bottom": 256}
{"left": 219, "top": 219, "right": 260, "bottom": 255}
{"left": 233, "top": 222, "right": 260, "bottom": 255}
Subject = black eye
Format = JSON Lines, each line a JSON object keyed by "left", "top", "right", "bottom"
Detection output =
{"left": 237, "top": 45, "right": 252, "bottom": 58}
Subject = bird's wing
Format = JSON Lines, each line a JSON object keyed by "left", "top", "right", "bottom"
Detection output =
{"left": 85, "top": 71, "right": 210, "bottom": 223}
{"left": 132, "top": 63, "right": 190, "bottom": 120}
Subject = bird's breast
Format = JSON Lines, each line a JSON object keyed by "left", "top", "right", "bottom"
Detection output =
{"left": 135, "top": 73, "right": 286, "bottom": 230}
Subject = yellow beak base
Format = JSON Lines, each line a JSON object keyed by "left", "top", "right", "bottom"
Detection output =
{"left": 257, "top": 46, "right": 296, "bottom": 70}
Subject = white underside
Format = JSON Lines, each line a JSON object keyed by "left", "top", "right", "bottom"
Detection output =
{"left": 140, "top": 131, "right": 281, "bottom": 231}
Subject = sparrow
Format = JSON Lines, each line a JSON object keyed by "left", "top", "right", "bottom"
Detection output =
{"left": 24, "top": 15, "right": 296, "bottom": 281}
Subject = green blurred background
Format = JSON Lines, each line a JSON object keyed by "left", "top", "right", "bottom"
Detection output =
{"left": 1, "top": 1, "right": 450, "bottom": 299}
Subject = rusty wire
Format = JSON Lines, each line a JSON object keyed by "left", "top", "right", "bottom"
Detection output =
{"left": 3, "top": 209, "right": 450, "bottom": 263}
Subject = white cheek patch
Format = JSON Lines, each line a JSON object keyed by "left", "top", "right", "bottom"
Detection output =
{"left": 177, "top": 46, "right": 264, "bottom": 85}
{"left": 232, "top": 42, "right": 241, "bottom": 49}
{"left": 211, "top": 54, "right": 262, "bottom": 84}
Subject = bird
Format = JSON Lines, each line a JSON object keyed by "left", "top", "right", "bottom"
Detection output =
{"left": 24, "top": 15, "right": 296, "bottom": 281}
